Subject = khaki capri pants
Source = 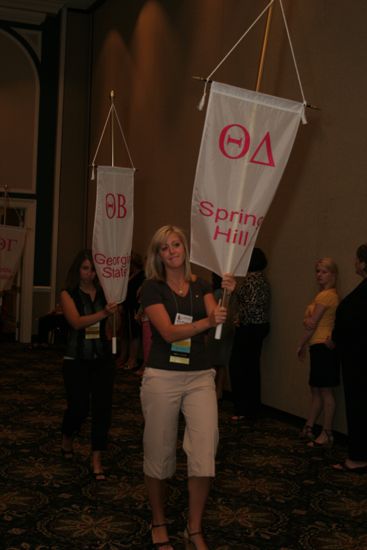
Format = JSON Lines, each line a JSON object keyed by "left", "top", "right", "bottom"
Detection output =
{"left": 140, "top": 367, "right": 219, "bottom": 479}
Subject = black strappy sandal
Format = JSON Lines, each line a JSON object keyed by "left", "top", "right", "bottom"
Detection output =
{"left": 183, "top": 526, "right": 206, "bottom": 549}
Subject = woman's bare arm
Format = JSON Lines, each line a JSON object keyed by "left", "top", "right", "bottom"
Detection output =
{"left": 60, "top": 290, "right": 117, "bottom": 330}
{"left": 297, "top": 303, "right": 327, "bottom": 360}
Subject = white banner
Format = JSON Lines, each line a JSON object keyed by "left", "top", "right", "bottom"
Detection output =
{"left": 191, "top": 82, "right": 305, "bottom": 276}
{"left": 0, "top": 225, "right": 26, "bottom": 292}
{"left": 92, "top": 166, "right": 134, "bottom": 303}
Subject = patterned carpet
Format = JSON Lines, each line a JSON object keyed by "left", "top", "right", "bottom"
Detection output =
{"left": 0, "top": 342, "right": 366, "bottom": 550}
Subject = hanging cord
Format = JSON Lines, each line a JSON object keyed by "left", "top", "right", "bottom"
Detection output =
{"left": 90, "top": 92, "right": 136, "bottom": 180}
{"left": 197, "top": 0, "right": 275, "bottom": 110}
{"left": 197, "top": 0, "right": 310, "bottom": 120}
{"left": 111, "top": 104, "right": 135, "bottom": 170}
{"left": 91, "top": 104, "right": 113, "bottom": 180}
{"left": 278, "top": 0, "right": 307, "bottom": 122}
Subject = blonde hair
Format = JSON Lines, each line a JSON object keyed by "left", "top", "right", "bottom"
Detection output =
{"left": 315, "top": 257, "right": 338, "bottom": 288}
{"left": 145, "top": 225, "right": 192, "bottom": 282}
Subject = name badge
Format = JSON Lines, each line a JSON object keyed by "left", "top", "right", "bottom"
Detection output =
{"left": 85, "top": 322, "right": 100, "bottom": 340}
{"left": 169, "top": 313, "right": 193, "bottom": 365}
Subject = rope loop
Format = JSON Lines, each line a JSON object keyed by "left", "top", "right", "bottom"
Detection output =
{"left": 197, "top": 0, "right": 308, "bottom": 110}
{"left": 90, "top": 94, "right": 136, "bottom": 180}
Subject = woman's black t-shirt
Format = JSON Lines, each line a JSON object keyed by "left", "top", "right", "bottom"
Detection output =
{"left": 141, "top": 278, "right": 212, "bottom": 371}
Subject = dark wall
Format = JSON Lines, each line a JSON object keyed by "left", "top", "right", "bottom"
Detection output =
{"left": 56, "top": 10, "right": 93, "bottom": 292}
{"left": 35, "top": 15, "right": 60, "bottom": 285}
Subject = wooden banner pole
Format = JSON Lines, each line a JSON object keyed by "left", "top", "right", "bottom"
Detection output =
{"left": 110, "top": 90, "right": 115, "bottom": 167}
{"left": 255, "top": 2, "right": 274, "bottom": 92}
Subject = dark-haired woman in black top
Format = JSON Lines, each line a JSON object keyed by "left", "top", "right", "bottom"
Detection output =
{"left": 60, "top": 249, "right": 118, "bottom": 479}
{"left": 229, "top": 247, "right": 271, "bottom": 422}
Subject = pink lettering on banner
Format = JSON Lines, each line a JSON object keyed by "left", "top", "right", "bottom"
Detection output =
{"left": 102, "top": 266, "right": 129, "bottom": 279}
{"left": 197, "top": 200, "right": 265, "bottom": 250}
{"left": 93, "top": 252, "right": 131, "bottom": 279}
{"left": 250, "top": 132, "right": 275, "bottom": 167}
{"left": 219, "top": 124, "right": 250, "bottom": 159}
{"left": 218, "top": 124, "right": 275, "bottom": 167}
{"left": 94, "top": 253, "right": 130, "bottom": 267}
{"left": 105, "top": 193, "right": 127, "bottom": 219}
{"left": 0, "top": 237, "right": 18, "bottom": 251}
{"left": 213, "top": 225, "right": 250, "bottom": 246}
{"left": 199, "top": 201, "right": 263, "bottom": 228}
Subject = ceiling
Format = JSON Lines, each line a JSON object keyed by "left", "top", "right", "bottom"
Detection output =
{"left": 0, "top": 1, "right": 97, "bottom": 24}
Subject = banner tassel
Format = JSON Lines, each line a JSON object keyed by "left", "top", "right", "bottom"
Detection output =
{"left": 301, "top": 102, "right": 307, "bottom": 125}
{"left": 197, "top": 90, "right": 207, "bottom": 111}
{"left": 197, "top": 81, "right": 209, "bottom": 111}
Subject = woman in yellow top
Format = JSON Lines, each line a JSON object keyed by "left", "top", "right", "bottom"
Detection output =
{"left": 297, "top": 258, "right": 340, "bottom": 447}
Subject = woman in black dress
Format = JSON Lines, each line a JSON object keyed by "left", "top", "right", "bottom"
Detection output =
{"left": 332, "top": 243, "right": 367, "bottom": 472}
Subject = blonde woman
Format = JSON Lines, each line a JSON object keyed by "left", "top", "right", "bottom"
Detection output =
{"left": 297, "top": 257, "right": 340, "bottom": 447}
{"left": 140, "top": 225, "right": 235, "bottom": 550}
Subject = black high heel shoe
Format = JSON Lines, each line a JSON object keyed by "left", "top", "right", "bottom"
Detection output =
{"left": 150, "top": 523, "right": 174, "bottom": 549}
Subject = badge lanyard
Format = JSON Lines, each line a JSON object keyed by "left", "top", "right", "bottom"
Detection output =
{"left": 169, "top": 285, "right": 193, "bottom": 365}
